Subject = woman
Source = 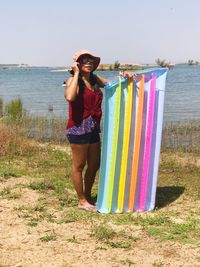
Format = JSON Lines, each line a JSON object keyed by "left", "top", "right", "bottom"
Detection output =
{"left": 65, "top": 50, "right": 135, "bottom": 211}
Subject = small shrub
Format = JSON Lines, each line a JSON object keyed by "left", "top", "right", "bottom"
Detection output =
{"left": 5, "top": 97, "right": 24, "bottom": 119}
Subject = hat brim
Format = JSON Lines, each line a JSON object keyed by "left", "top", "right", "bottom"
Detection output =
{"left": 73, "top": 50, "right": 100, "bottom": 71}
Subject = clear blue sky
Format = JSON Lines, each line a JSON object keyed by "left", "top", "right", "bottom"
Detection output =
{"left": 0, "top": 0, "right": 199, "bottom": 66}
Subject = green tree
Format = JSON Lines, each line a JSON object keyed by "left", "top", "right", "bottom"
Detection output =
{"left": 156, "top": 58, "right": 166, "bottom": 67}
{"left": 114, "top": 60, "right": 120, "bottom": 69}
{"left": 188, "top": 60, "right": 194, "bottom": 65}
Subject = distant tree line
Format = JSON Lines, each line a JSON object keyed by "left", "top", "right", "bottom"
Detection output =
{"left": 188, "top": 60, "right": 199, "bottom": 66}
{"left": 155, "top": 59, "right": 174, "bottom": 68}
{"left": 156, "top": 58, "right": 199, "bottom": 67}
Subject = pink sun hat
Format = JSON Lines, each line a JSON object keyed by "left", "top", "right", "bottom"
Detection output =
{"left": 72, "top": 50, "right": 101, "bottom": 71}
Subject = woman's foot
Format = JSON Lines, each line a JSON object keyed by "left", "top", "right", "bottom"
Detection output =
{"left": 78, "top": 200, "right": 97, "bottom": 212}
{"left": 87, "top": 195, "right": 97, "bottom": 206}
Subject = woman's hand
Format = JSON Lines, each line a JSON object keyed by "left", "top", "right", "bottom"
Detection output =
{"left": 120, "top": 71, "right": 137, "bottom": 81}
{"left": 71, "top": 61, "right": 80, "bottom": 75}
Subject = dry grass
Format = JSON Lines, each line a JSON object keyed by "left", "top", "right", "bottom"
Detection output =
{"left": 162, "top": 120, "right": 200, "bottom": 151}
{"left": 0, "top": 123, "right": 38, "bottom": 157}
{"left": 2, "top": 115, "right": 67, "bottom": 144}
{"left": 3, "top": 113, "right": 200, "bottom": 151}
{"left": 2, "top": 97, "right": 200, "bottom": 150}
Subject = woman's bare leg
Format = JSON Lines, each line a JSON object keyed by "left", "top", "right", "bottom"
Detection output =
{"left": 70, "top": 144, "right": 96, "bottom": 210}
{"left": 84, "top": 142, "right": 101, "bottom": 204}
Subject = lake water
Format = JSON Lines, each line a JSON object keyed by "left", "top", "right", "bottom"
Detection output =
{"left": 0, "top": 65, "right": 200, "bottom": 122}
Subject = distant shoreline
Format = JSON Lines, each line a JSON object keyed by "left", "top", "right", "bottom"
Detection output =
{"left": 49, "top": 64, "right": 164, "bottom": 73}
{"left": 4, "top": 63, "right": 200, "bottom": 71}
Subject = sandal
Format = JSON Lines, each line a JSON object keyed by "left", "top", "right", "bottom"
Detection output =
{"left": 78, "top": 204, "right": 97, "bottom": 212}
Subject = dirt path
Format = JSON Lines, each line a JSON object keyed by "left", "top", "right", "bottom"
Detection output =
{"left": 0, "top": 176, "right": 200, "bottom": 267}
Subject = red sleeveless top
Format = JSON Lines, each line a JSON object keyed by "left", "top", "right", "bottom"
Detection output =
{"left": 66, "top": 84, "right": 103, "bottom": 129}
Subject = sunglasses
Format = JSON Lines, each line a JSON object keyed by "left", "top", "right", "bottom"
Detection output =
{"left": 79, "top": 57, "right": 95, "bottom": 64}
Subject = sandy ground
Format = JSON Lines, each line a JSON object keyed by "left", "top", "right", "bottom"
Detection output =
{"left": 0, "top": 176, "right": 200, "bottom": 267}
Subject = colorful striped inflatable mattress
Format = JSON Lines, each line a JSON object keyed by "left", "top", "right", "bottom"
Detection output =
{"left": 97, "top": 68, "right": 168, "bottom": 213}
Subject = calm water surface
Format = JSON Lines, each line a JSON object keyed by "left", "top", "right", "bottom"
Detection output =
{"left": 0, "top": 65, "right": 200, "bottom": 122}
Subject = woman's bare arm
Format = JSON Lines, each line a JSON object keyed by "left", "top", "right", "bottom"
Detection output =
{"left": 64, "top": 62, "right": 80, "bottom": 102}
{"left": 95, "top": 75, "right": 110, "bottom": 87}
{"left": 96, "top": 71, "right": 136, "bottom": 88}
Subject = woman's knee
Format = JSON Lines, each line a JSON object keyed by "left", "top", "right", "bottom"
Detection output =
{"left": 73, "top": 162, "right": 86, "bottom": 173}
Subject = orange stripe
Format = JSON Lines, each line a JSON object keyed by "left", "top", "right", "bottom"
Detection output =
{"left": 128, "top": 75, "right": 145, "bottom": 211}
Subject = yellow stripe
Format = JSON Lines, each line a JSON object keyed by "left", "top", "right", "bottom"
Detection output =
{"left": 118, "top": 79, "right": 133, "bottom": 212}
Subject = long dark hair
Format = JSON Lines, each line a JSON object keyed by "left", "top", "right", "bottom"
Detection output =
{"left": 71, "top": 72, "right": 98, "bottom": 89}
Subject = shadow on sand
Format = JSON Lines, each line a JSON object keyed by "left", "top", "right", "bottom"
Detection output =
{"left": 155, "top": 186, "right": 185, "bottom": 208}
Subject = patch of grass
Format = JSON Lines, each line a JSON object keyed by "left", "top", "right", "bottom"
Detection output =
{"left": 15, "top": 204, "right": 56, "bottom": 224}
{"left": 50, "top": 175, "right": 72, "bottom": 194}
{"left": 27, "top": 218, "right": 39, "bottom": 227}
{"left": 121, "top": 258, "right": 136, "bottom": 266}
{"left": 0, "top": 186, "right": 21, "bottom": 199}
{"left": 15, "top": 204, "right": 46, "bottom": 212}
{"left": 28, "top": 179, "right": 77, "bottom": 209}
{"left": 15, "top": 205, "right": 33, "bottom": 211}
{"left": 7, "top": 148, "right": 73, "bottom": 197}
{"left": 14, "top": 203, "right": 49, "bottom": 227}
{"left": 0, "top": 162, "right": 28, "bottom": 179}
{"left": 91, "top": 224, "right": 117, "bottom": 241}
{"left": 115, "top": 213, "right": 135, "bottom": 224}
{"left": 0, "top": 170, "right": 20, "bottom": 178}
{"left": 58, "top": 208, "right": 94, "bottom": 223}
{"left": 91, "top": 223, "right": 136, "bottom": 249}
{"left": 45, "top": 213, "right": 56, "bottom": 223}
{"left": 67, "top": 235, "right": 80, "bottom": 244}
{"left": 29, "top": 180, "right": 55, "bottom": 191}
{"left": 0, "top": 187, "right": 11, "bottom": 197}
{"left": 19, "top": 214, "right": 32, "bottom": 219}
{"left": 145, "top": 218, "right": 200, "bottom": 245}
{"left": 58, "top": 194, "right": 77, "bottom": 207}
{"left": 95, "top": 246, "right": 107, "bottom": 250}
{"left": 152, "top": 261, "right": 164, "bottom": 267}
{"left": 159, "top": 152, "right": 200, "bottom": 198}
{"left": 40, "top": 233, "right": 56, "bottom": 242}
{"left": 114, "top": 212, "right": 200, "bottom": 245}
{"left": 33, "top": 204, "right": 46, "bottom": 212}
{"left": 26, "top": 211, "right": 48, "bottom": 227}
{"left": 133, "top": 214, "right": 170, "bottom": 227}
{"left": 0, "top": 128, "right": 73, "bottom": 203}
{"left": 107, "top": 240, "right": 131, "bottom": 249}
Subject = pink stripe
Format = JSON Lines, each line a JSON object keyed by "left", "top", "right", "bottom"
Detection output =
{"left": 138, "top": 77, "right": 156, "bottom": 211}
